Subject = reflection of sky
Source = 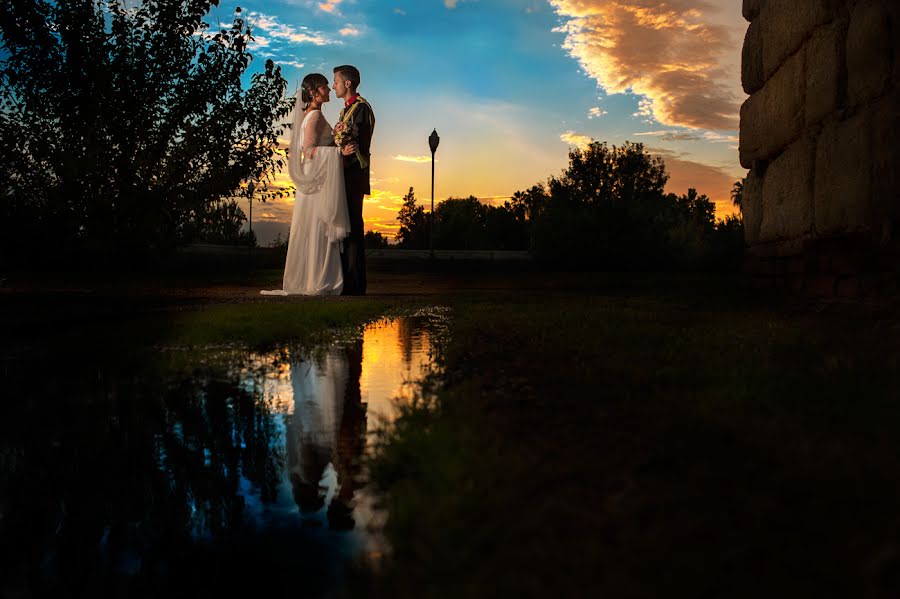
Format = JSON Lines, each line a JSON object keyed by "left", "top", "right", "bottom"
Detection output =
{"left": 207, "top": 0, "right": 747, "bottom": 244}
{"left": 360, "top": 319, "right": 433, "bottom": 430}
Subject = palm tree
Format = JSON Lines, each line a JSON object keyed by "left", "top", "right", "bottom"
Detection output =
{"left": 730, "top": 180, "right": 744, "bottom": 213}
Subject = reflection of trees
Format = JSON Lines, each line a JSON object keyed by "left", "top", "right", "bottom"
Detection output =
{"left": 287, "top": 340, "right": 367, "bottom": 530}
{"left": 397, "top": 318, "right": 416, "bottom": 366}
{"left": 0, "top": 354, "right": 284, "bottom": 595}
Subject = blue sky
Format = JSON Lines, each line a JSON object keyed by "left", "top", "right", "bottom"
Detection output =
{"left": 202, "top": 0, "right": 748, "bottom": 240}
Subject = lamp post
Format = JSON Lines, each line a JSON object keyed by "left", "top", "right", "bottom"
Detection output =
{"left": 428, "top": 129, "right": 439, "bottom": 257}
{"left": 247, "top": 181, "right": 255, "bottom": 255}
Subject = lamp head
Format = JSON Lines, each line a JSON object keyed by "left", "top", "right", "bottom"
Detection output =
{"left": 429, "top": 129, "right": 440, "bottom": 154}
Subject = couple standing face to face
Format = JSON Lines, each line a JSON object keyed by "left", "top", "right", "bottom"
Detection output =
{"left": 305, "top": 71, "right": 355, "bottom": 108}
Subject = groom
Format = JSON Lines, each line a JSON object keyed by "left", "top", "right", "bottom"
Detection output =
{"left": 333, "top": 65, "right": 375, "bottom": 296}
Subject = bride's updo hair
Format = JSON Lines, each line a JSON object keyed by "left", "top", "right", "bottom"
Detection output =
{"left": 299, "top": 73, "right": 329, "bottom": 110}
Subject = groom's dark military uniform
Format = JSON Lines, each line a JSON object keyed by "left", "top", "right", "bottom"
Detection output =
{"left": 339, "top": 95, "right": 375, "bottom": 296}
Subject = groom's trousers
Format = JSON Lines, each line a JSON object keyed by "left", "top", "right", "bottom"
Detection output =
{"left": 341, "top": 183, "right": 367, "bottom": 296}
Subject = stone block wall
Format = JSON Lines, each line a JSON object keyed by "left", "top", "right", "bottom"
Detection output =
{"left": 740, "top": 0, "right": 900, "bottom": 296}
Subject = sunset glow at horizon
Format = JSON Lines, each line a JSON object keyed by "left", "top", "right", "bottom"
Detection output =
{"left": 228, "top": 0, "right": 748, "bottom": 244}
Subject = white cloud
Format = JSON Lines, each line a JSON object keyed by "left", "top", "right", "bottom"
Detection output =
{"left": 560, "top": 131, "right": 593, "bottom": 150}
{"left": 246, "top": 11, "right": 337, "bottom": 46}
{"left": 588, "top": 106, "right": 607, "bottom": 119}
{"left": 339, "top": 25, "right": 361, "bottom": 37}
{"left": 393, "top": 155, "right": 434, "bottom": 163}
{"left": 394, "top": 8, "right": 407, "bottom": 16}
{"left": 632, "top": 129, "right": 739, "bottom": 143}
{"left": 249, "top": 35, "right": 271, "bottom": 49}
{"left": 702, "top": 131, "right": 739, "bottom": 143}
{"left": 444, "top": 0, "right": 479, "bottom": 8}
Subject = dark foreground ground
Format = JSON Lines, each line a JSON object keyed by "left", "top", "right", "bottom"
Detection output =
{"left": 2, "top": 264, "right": 899, "bottom": 598}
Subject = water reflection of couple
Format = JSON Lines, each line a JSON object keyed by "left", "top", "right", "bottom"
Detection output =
{"left": 261, "top": 65, "right": 374, "bottom": 297}
{"left": 287, "top": 340, "right": 366, "bottom": 530}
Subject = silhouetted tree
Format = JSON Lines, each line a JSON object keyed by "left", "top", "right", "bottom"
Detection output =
{"left": 710, "top": 214, "right": 745, "bottom": 270}
{"left": 197, "top": 198, "right": 246, "bottom": 245}
{"left": 515, "top": 141, "right": 745, "bottom": 270}
{"left": 396, "top": 187, "right": 428, "bottom": 249}
{"left": 504, "top": 184, "right": 548, "bottom": 249}
{"left": 433, "top": 196, "right": 488, "bottom": 250}
{"left": 0, "top": 1, "right": 292, "bottom": 263}
{"left": 532, "top": 141, "right": 671, "bottom": 268}
{"left": 365, "top": 230, "right": 389, "bottom": 249}
{"left": 665, "top": 188, "right": 717, "bottom": 265}
{"left": 731, "top": 180, "right": 744, "bottom": 213}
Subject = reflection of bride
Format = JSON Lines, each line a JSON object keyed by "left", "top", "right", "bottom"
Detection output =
{"left": 262, "top": 73, "right": 355, "bottom": 296}
{"left": 287, "top": 350, "right": 347, "bottom": 515}
{"left": 286, "top": 341, "right": 366, "bottom": 530}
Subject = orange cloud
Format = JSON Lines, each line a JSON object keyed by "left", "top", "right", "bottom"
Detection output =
{"left": 318, "top": 0, "right": 343, "bottom": 13}
{"left": 649, "top": 146, "right": 740, "bottom": 218}
{"left": 549, "top": 0, "right": 741, "bottom": 130}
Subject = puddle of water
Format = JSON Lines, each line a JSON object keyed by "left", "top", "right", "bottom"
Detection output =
{"left": 0, "top": 309, "right": 448, "bottom": 597}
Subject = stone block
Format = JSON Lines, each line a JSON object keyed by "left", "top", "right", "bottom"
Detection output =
{"left": 743, "top": 0, "right": 763, "bottom": 22}
{"left": 759, "top": 136, "right": 816, "bottom": 242}
{"left": 742, "top": 168, "right": 764, "bottom": 245}
{"left": 739, "top": 49, "right": 805, "bottom": 167}
{"left": 847, "top": 0, "right": 892, "bottom": 105}
{"left": 890, "top": 2, "right": 900, "bottom": 86}
{"left": 805, "top": 274, "right": 837, "bottom": 296}
{"left": 870, "top": 90, "right": 900, "bottom": 227}
{"left": 742, "top": 19, "right": 765, "bottom": 95}
{"left": 836, "top": 276, "right": 861, "bottom": 297}
{"left": 805, "top": 22, "right": 845, "bottom": 126}
{"left": 814, "top": 111, "right": 873, "bottom": 236}
{"left": 759, "top": 0, "right": 833, "bottom": 80}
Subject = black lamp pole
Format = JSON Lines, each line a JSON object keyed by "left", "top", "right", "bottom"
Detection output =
{"left": 247, "top": 181, "right": 255, "bottom": 256}
{"left": 428, "top": 129, "right": 439, "bottom": 257}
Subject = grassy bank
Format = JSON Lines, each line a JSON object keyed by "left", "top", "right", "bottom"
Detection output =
{"left": 1, "top": 268, "right": 414, "bottom": 357}
{"left": 369, "top": 282, "right": 900, "bottom": 598}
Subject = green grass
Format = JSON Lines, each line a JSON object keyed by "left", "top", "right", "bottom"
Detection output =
{"left": 369, "top": 284, "right": 900, "bottom": 598}
{"left": 164, "top": 299, "right": 406, "bottom": 349}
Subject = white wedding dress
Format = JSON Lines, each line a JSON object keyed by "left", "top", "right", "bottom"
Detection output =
{"left": 262, "top": 106, "right": 350, "bottom": 296}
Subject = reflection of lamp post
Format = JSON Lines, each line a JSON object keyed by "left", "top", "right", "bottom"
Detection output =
{"left": 428, "top": 129, "right": 439, "bottom": 257}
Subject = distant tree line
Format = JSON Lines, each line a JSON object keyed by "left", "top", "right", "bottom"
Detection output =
{"left": 396, "top": 141, "right": 744, "bottom": 270}
{"left": 0, "top": 0, "right": 291, "bottom": 265}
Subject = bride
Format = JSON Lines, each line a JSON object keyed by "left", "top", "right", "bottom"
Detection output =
{"left": 262, "top": 74, "right": 357, "bottom": 296}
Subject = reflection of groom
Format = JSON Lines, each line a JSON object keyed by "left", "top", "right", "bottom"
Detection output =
{"left": 332, "top": 65, "right": 375, "bottom": 296}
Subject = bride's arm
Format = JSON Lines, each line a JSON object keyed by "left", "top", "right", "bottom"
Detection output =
{"left": 303, "top": 111, "right": 321, "bottom": 159}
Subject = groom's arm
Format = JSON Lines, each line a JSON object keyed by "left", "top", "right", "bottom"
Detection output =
{"left": 351, "top": 103, "right": 375, "bottom": 159}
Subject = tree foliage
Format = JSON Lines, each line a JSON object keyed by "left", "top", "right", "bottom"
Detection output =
{"left": 197, "top": 198, "right": 255, "bottom": 246}
{"left": 364, "top": 230, "right": 389, "bottom": 249}
{"left": 396, "top": 187, "right": 427, "bottom": 249}
{"left": 0, "top": 0, "right": 292, "bottom": 263}
{"left": 391, "top": 140, "right": 745, "bottom": 270}
{"left": 530, "top": 141, "right": 743, "bottom": 269}
{"left": 731, "top": 179, "right": 744, "bottom": 212}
